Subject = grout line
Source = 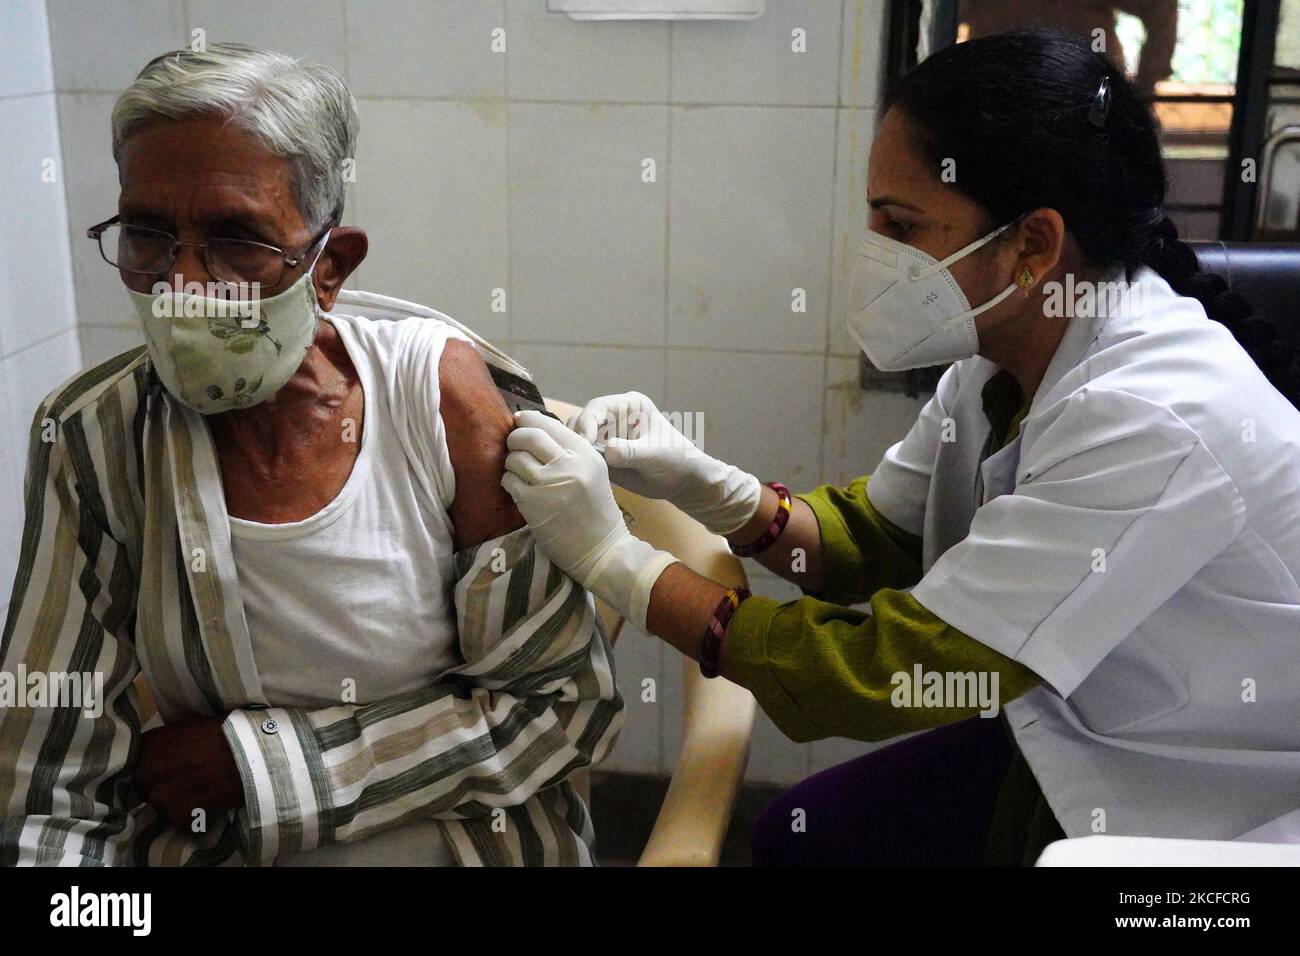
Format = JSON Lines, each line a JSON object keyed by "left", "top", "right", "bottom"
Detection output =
{"left": 340, "top": 0, "right": 363, "bottom": 277}
{"left": 828, "top": 0, "right": 849, "bottom": 341}
{"left": 49, "top": 88, "right": 80, "bottom": 369}
{"left": 0, "top": 324, "right": 79, "bottom": 364}
{"left": 47, "top": 94, "right": 842, "bottom": 113}
{"left": 0, "top": 90, "right": 58, "bottom": 102}
{"left": 339, "top": 0, "right": 352, "bottom": 82}
{"left": 348, "top": 93, "right": 840, "bottom": 109}
{"left": 502, "top": 0, "right": 512, "bottom": 348}
{"left": 816, "top": 3, "right": 853, "bottom": 511}
{"left": 836, "top": 0, "right": 850, "bottom": 109}
{"left": 824, "top": 3, "right": 853, "bottom": 513}
{"left": 512, "top": 340, "right": 839, "bottom": 359}
{"left": 179, "top": 0, "right": 192, "bottom": 45}
{"left": 662, "top": 20, "right": 674, "bottom": 403}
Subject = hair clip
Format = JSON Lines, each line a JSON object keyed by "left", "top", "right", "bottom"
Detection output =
{"left": 1089, "top": 75, "right": 1112, "bottom": 128}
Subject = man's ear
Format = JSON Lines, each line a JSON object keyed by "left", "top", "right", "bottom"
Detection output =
{"left": 1015, "top": 207, "right": 1066, "bottom": 285}
{"left": 313, "top": 226, "right": 368, "bottom": 311}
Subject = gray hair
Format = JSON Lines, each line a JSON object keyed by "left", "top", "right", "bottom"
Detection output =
{"left": 111, "top": 43, "right": 358, "bottom": 231}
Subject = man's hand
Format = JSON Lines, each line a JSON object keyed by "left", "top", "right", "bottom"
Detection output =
{"left": 134, "top": 717, "right": 245, "bottom": 828}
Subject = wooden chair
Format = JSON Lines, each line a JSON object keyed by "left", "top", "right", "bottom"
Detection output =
{"left": 543, "top": 396, "right": 757, "bottom": 866}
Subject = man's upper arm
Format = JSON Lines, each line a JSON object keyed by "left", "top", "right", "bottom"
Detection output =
{"left": 2, "top": 397, "right": 141, "bottom": 865}
{"left": 438, "top": 338, "right": 526, "bottom": 550}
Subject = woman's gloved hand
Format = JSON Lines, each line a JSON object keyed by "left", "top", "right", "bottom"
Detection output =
{"left": 567, "top": 391, "right": 763, "bottom": 536}
{"left": 501, "top": 409, "right": 678, "bottom": 631}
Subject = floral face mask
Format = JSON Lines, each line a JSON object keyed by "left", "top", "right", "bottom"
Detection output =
{"left": 128, "top": 235, "right": 327, "bottom": 414}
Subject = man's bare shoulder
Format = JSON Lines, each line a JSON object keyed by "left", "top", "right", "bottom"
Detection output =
{"left": 438, "top": 338, "right": 525, "bottom": 549}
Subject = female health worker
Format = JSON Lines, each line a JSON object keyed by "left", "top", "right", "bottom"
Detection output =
{"left": 500, "top": 30, "right": 1300, "bottom": 865}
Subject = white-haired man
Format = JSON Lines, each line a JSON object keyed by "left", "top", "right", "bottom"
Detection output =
{"left": 0, "top": 44, "right": 622, "bottom": 866}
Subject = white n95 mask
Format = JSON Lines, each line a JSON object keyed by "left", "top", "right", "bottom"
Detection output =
{"left": 845, "top": 220, "right": 1019, "bottom": 371}
{"left": 128, "top": 237, "right": 327, "bottom": 414}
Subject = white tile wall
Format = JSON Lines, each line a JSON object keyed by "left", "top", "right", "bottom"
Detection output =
{"left": 509, "top": 102, "right": 668, "bottom": 348}
{"left": 55, "top": 93, "right": 123, "bottom": 328}
{"left": 0, "top": 364, "right": 23, "bottom": 617}
{"left": 1, "top": 1, "right": 83, "bottom": 613}
{"left": 0, "top": 0, "right": 54, "bottom": 97}
{"left": 351, "top": 98, "right": 510, "bottom": 343}
{"left": 186, "top": 0, "right": 349, "bottom": 74}
{"left": 830, "top": 106, "right": 876, "bottom": 355}
{"left": 0, "top": 94, "right": 76, "bottom": 355}
{"left": 505, "top": 0, "right": 671, "bottom": 103}
{"left": 347, "top": 0, "right": 506, "bottom": 100}
{"left": 45, "top": 0, "right": 184, "bottom": 91}
{"left": 79, "top": 323, "right": 144, "bottom": 369}
{"left": 20, "top": 0, "right": 911, "bottom": 787}
{"left": 839, "top": 0, "right": 887, "bottom": 108}
{"left": 1, "top": 330, "right": 82, "bottom": 456}
{"left": 600, "top": 622, "right": 665, "bottom": 774}
{"left": 667, "top": 105, "right": 836, "bottom": 354}
{"left": 822, "top": 355, "right": 924, "bottom": 486}
{"left": 667, "top": 348, "right": 825, "bottom": 487}
{"left": 510, "top": 343, "right": 667, "bottom": 408}
{"left": 669, "top": 0, "right": 841, "bottom": 106}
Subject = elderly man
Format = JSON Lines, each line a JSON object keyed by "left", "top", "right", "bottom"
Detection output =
{"left": 0, "top": 44, "right": 621, "bottom": 866}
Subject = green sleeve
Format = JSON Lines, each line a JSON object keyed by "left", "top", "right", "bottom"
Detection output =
{"left": 795, "top": 474, "right": 923, "bottom": 605}
{"left": 722, "top": 587, "right": 1042, "bottom": 744}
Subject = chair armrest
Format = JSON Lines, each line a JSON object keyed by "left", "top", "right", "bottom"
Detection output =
{"left": 609, "top": 484, "right": 757, "bottom": 866}
{"left": 543, "top": 395, "right": 757, "bottom": 865}
{"left": 638, "top": 661, "right": 756, "bottom": 866}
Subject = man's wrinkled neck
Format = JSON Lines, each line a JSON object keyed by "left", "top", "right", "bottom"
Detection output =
{"left": 206, "top": 319, "right": 355, "bottom": 451}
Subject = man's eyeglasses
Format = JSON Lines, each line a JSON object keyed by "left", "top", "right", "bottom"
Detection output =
{"left": 87, "top": 215, "right": 331, "bottom": 288}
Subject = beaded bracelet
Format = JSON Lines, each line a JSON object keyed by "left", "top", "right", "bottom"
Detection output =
{"left": 700, "top": 586, "right": 751, "bottom": 679}
{"left": 729, "top": 481, "right": 792, "bottom": 558}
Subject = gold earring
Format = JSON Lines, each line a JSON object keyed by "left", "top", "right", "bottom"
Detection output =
{"left": 1018, "top": 268, "right": 1035, "bottom": 289}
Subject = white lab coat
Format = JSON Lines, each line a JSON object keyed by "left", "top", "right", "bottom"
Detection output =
{"left": 866, "top": 265, "right": 1300, "bottom": 842}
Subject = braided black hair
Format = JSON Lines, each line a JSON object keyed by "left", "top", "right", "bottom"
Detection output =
{"left": 882, "top": 29, "right": 1297, "bottom": 389}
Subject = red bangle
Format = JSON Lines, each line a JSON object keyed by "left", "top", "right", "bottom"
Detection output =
{"left": 729, "top": 482, "right": 792, "bottom": 558}
{"left": 700, "top": 586, "right": 751, "bottom": 679}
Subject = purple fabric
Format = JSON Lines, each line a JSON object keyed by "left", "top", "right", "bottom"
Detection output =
{"left": 751, "top": 716, "right": 1014, "bottom": 866}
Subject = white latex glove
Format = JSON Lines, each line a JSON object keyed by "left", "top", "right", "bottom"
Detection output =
{"left": 501, "top": 409, "right": 678, "bottom": 631}
{"left": 567, "top": 391, "right": 762, "bottom": 536}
